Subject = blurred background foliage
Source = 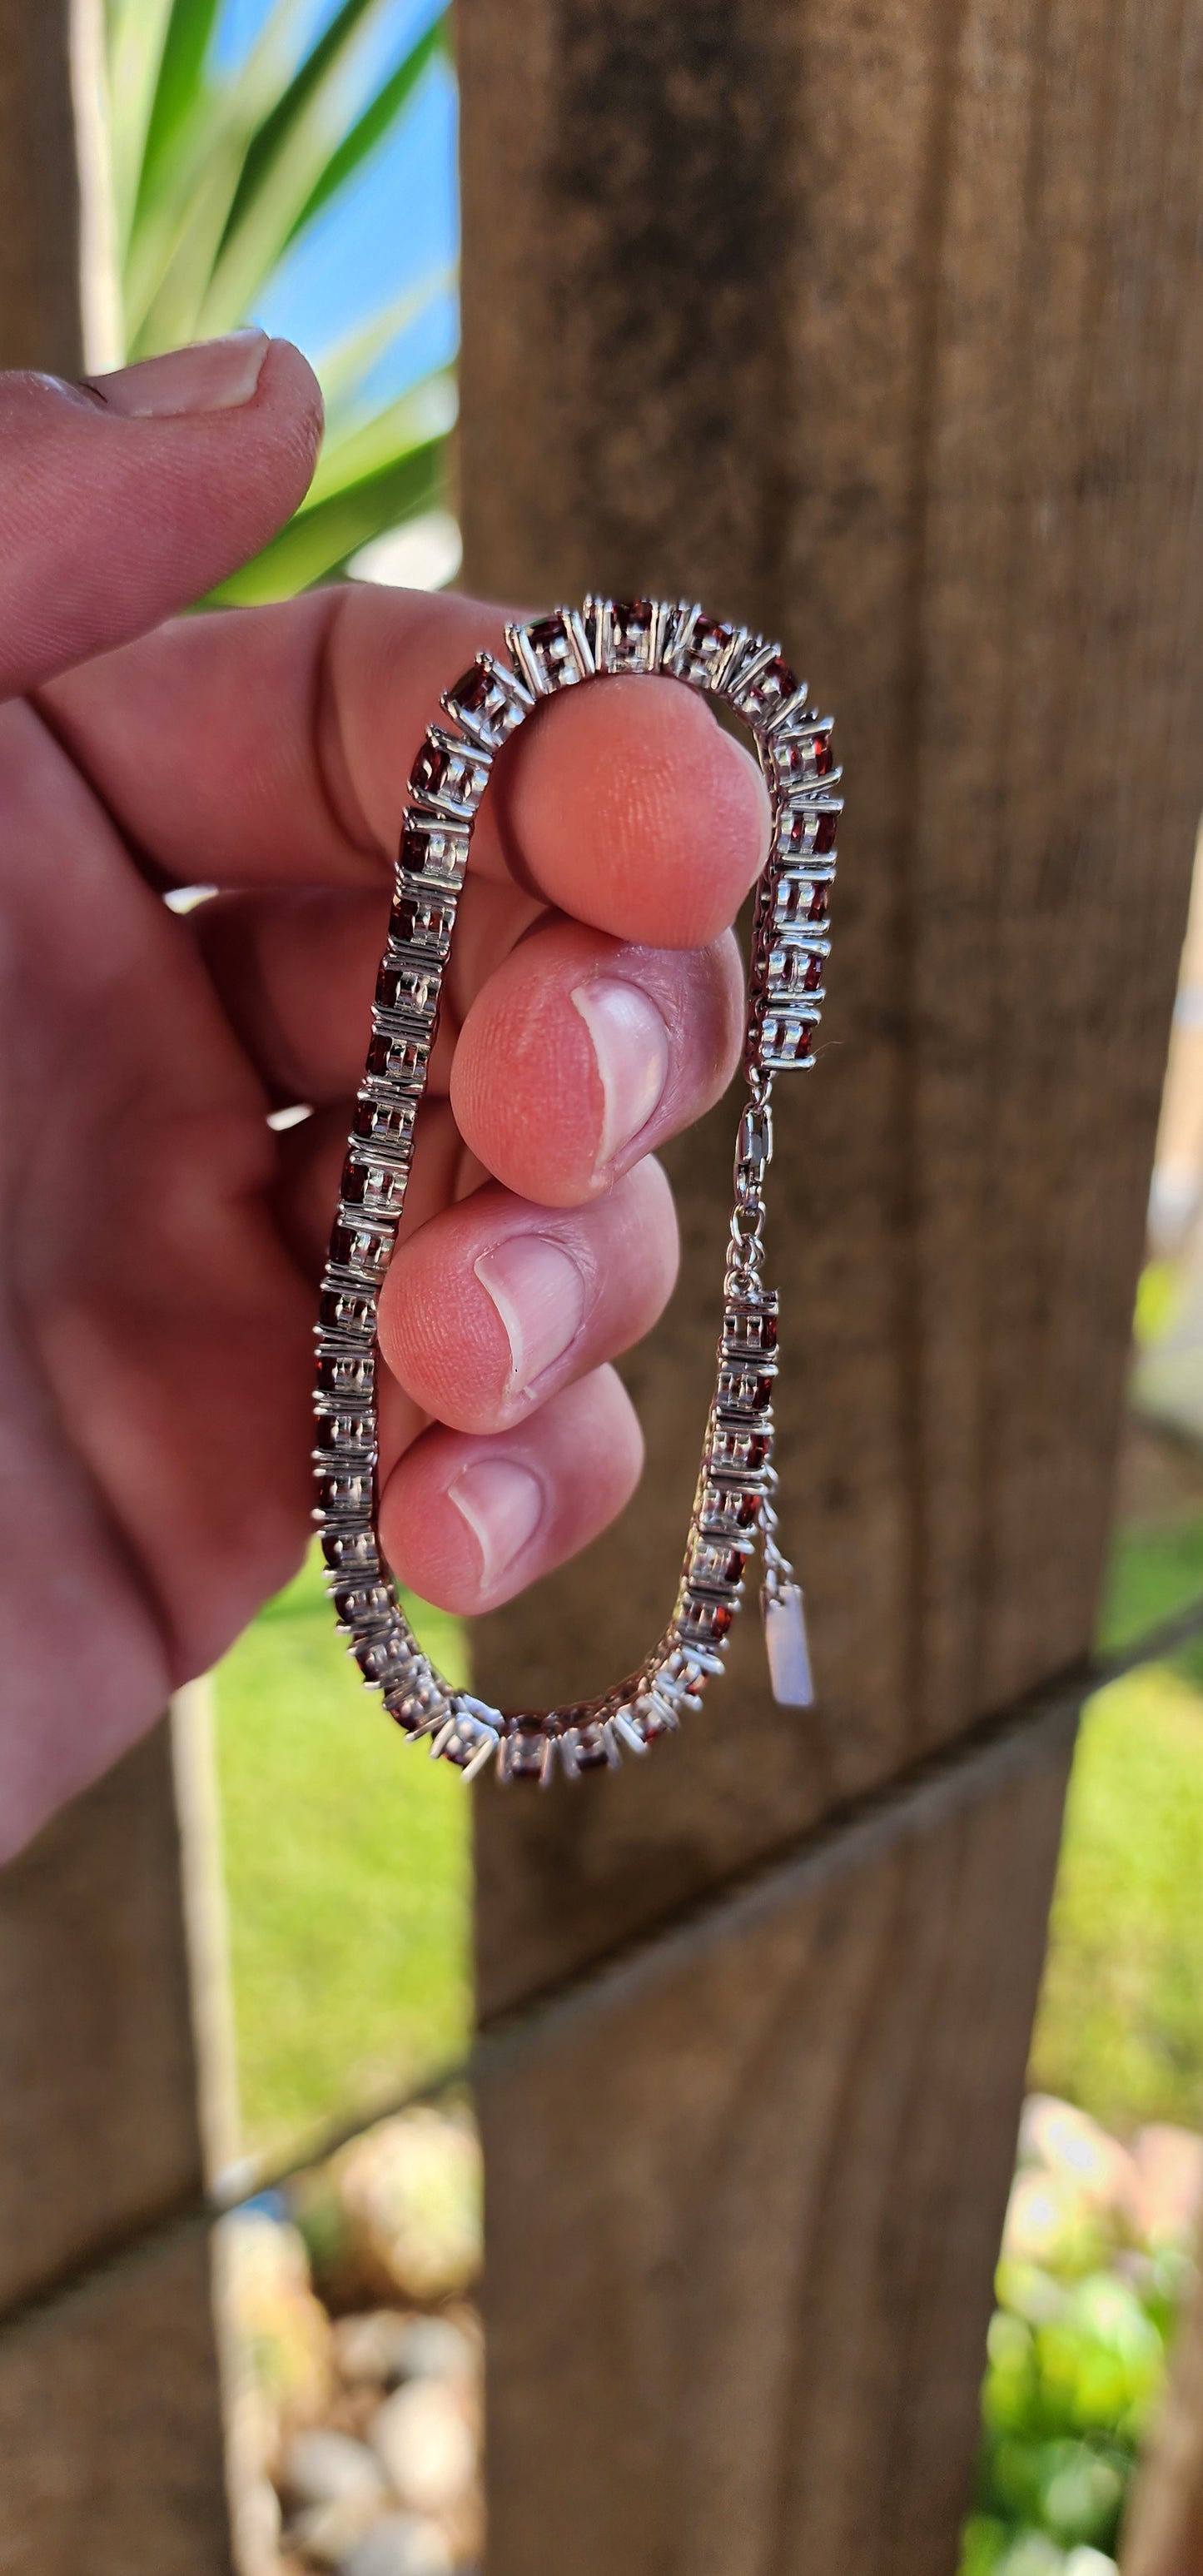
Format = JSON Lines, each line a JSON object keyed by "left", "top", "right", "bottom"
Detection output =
{"left": 103, "top": 0, "right": 458, "bottom": 599}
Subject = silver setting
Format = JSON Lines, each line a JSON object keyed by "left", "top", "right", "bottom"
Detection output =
{"left": 315, "top": 599, "right": 841, "bottom": 1782}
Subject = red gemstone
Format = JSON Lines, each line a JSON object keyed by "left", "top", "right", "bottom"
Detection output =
{"left": 688, "top": 1595, "right": 733, "bottom": 1639}
{"left": 728, "top": 1304, "right": 778, "bottom": 1351}
{"left": 341, "top": 1159, "right": 377, "bottom": 1208}
{"left": 803, "top": 953, "right": 823, "bottom": 992}
{"left": 353, "top": 1097, "right": 406, "bottom": 1145}
{"left": 808, "top": 885, "right": 830, "bottom": 922}
{"left": 320, "top": 1286, "right": 373, "bottom": 1336}
{"left": 812, "top": 729, "right": 833, "bottom": 775}
{"left": 447, "top": 660, "right": 492, "bottom": 715}
{"left": 410, "top": 740, "right": 451, "bottom": 798}
{"left": 400, "top": 823, "right": 429, "bottom": 873}
{"left": 613, "top": 598, "right": 653, "bottom": 639}
{"left": 692, "top": 614, "right": 733, "bottom": 659}
{"left": 794, "top": 1024, "right": 814, "bottom": 1059}
{"left": 749, "top": 653, "right": 798, "bottom": 706}
{"left": 528, "top": 614, "right": 569, "bottom": 656}
{"left": 700, "top": 1546, "right": 744, "bottom": 1589}
{"left": 813, "top": 810, "right": 838, "bottom": 854}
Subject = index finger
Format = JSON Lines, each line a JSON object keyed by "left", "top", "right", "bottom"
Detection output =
{"left": 38, "top": 582, "right": 770, "bottom": 949}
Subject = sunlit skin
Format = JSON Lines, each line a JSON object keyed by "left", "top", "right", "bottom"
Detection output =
{"left": 0, "top": 336, "right": 769, "bottom": 1857}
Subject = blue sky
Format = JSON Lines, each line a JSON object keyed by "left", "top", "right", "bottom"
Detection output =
{"left": 212, "top": 0, "right": 459, "bottom": 411}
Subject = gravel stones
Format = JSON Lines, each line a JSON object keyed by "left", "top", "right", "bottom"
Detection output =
{"left": 338, "top": 2513, "right": 452, "bottom": 2576}
{"left": 369, "top": 2381, "right": 475, "bottom": 2516}
{"left": 281, "top": 2430, "right": 389, "bottom": 2511}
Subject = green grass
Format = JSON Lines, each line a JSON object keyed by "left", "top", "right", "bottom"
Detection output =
{"left": 213, "top": 1549, "right": 471, "bottom": 2161}
{"left": 1030, "top": 1660, "right": 1203, "bottom": 2135}
{"left": 212, "top": 1489, "right": 1203, "bottom": 2166}
{"left": 1097, "top": 1510, "right": 1203, "bottom": 1680}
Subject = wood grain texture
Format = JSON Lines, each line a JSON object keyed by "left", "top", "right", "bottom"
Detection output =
{"left": 460, "top": 0, "right": 1203, "bottom": 2007}
{"left": 0, "top": 44, "right": 228, "bottom": 2561}
{"left": 0, "top": 0, "right": 82, "bottom": 374}
{"left": 1122, "top": 2221, "right": 1203, "bottom": 2573}
{"left": 0, "top": 1726, "right": 206, "bottom": 2312}
{"left": 479, "top": 1749, "right": 1071, "bottom": 2576}
{"left": 460, "top": 7, "right": 1203, "bottom": 2572}
{"left": 0, "top": 2227, "right": 230, "bottom": 2576}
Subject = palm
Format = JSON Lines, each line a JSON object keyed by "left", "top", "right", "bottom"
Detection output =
{"left": 2, "top": 684, "right": 315, "bottom": 1775}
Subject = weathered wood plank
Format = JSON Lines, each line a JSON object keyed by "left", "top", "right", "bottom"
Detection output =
{"left": 460, "top": 0, "right": 1203, "bottom": 2001}
{"left": 0, "top": 1726, "right": 206, "bottom": 2311}
{"left": 0, "top": 2227, "right": 230, "bottom": 2576}
{"left": 0, "top": 17, "right": 231, "bottom": 2568}
{"left": 0, "top": 0, "right": 82, "bottom": 375}
{"left": 460, "top": 4, "right": 1203, "bottom": 2571}
{"left": 479, "top": 1751, "right": 1070, "bottom": 2576}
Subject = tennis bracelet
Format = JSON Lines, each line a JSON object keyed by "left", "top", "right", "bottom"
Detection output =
{"left": 314, "top": 597, "right": 839, "bottom": 1785}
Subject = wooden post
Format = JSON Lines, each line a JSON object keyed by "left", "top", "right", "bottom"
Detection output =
{"left": 458, "top": 2, "right": 1203, "bottom": 2568}
{"left": 0, "top": 7, "right": 231, "bottom": 2566}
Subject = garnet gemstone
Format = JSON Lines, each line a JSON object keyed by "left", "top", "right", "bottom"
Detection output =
{"left": 319, "top": 1283, "right": 371, "bottom": 1329}
{"left": 366, "top": 1032, "right": 424, "bottom": 1084}
{"left": 692, "top": 614, "right": 733, "bottom": 658}
{"left": 808, "top": 884, "right": 830, "bottom": 922}
{"left": 812, "top": 729, "right": 834, "bottom": 775}
{"left": 527, "top": 614, "right": 573, "bottom": 669}
{"left": 776, "top": 804, "right": 837, "bottom": 863}
{"left": 447, "top": 660, "right": 493, "bottom": 715}
{"left": 744, "top": 653, "right": 798, "bottom": 709}
{"left": 803, "top": 952, "right": 824, "bottom": 992}
{"left": 695, "top": 1544, "right": 745, "bottom": 1590}
{"left": 400, "top": 823, "right": 428, "bottom": 872}
{"left": 727, "top": 1303, "right": 779, "bottom": 1352}
{"left": 611, "top": 599, "right": 654, "bottom": 656}
{"left": 353, "top": 1097, "right": 405, "bottom": 1144}
{"left": 686, "top": 1595, "right": 734, "bottom": 1640}
{"left": 410, "top": 740, "right": 451, "bottom": 800}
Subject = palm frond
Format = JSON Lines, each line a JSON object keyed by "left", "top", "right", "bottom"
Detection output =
{"left": 108, "top": 0, "right": 457, "bottom": 606}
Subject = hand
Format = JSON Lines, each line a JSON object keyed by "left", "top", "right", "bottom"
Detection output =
{"left": 0, "top": 330, "right": 768, "bottom": 1857}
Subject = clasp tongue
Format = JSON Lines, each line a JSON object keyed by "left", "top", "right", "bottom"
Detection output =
{"left": 762, "top": 1581, "right": 814, "bottom": 1708}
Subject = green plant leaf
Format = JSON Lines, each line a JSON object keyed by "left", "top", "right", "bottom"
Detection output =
{"left": 136, "top": 0, "right": 223, "bottom": 211}
{"left": 285, "top": 14, "right": 445, "bottom": 247}
{"left": 122, "top": 0, "right": 312, "bottom": 351}
{"left": 106, "top": 0, "right": 176, "bottom": 257}
{"left": 203, "top": 434, "right": 445, "bottom": 605}
{"left": 217, "top": 0, "right": 379, "bottom": 242}
{"left": 316, "top": 267, "right": 457, "bottom": 436}
{"left": 306, "top": 370, "right": 455, "bottom": 505}
{"left": 195, "top": 5, "right": 444, "bottom": 341}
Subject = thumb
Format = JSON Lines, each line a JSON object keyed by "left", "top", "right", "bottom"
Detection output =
{"left": 0, "top": 330, "right": 323, "bottom": 701}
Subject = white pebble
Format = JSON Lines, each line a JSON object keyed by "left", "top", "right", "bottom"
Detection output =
{"left": 370, "top": 2379, "right": 475, "bottom": 2514}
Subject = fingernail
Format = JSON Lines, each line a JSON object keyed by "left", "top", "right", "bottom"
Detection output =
{"left": 82, "top": 329, "right": 271, "bottom": 420}
{"left": 475, "top": 1236, "right": 587, "bottom": 1398}
{"left": 450, "top": 1459, "right": 544, "bottom": 1591}
{"left": 571, "top": 978, "right": 670, "bottom": 1171}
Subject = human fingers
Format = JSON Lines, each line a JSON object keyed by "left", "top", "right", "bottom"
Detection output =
{"left": 39, "top": 584, "right": 772, "bottom": 947}
{"left": 376, "top": 1159, "right": 678, "bottom": 1439}
{"left": 189, "top": 871, "right": 544, "bottom": 1106}
{"left": 450, "top": 918, "right": 744, "bottom": 1205}
{"left": 272, "top": 1096, "right": 482, "bottom": 1281}
{"left": 191, "top": 883, "right": 743, "bottom": 1206}
{"left": 377, "top": 1366, "right": 644, "bottom": 1614}
{"left": 0, "top": 337, "right": 321, "bottom": 699}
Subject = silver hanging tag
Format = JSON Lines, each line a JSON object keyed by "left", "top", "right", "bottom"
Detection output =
{"left": 762, "top": 1583, "right": 814, "bottom": 1707}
